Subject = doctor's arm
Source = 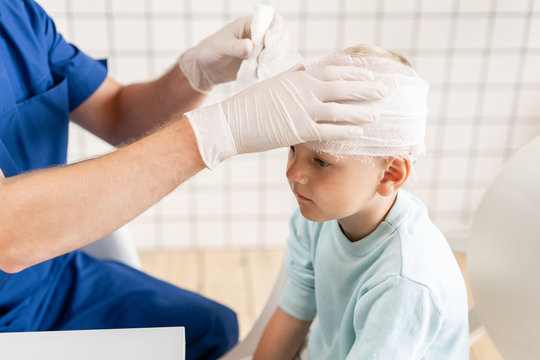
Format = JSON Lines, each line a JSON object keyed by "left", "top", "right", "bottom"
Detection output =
{"left": 72, "top": 15, "right": 294, "bottom": 146}
{"left": 0, "top": 65, "right": 383, "bottom": 273}
{"left": 0, "top": 115, "right": 204, "bottom": 273}
{"left": 70, "top": 66, "right": 205, "bottom": 147}
{"left": 0, "top": 16, "right": 249, "bottom": 273}
{"left": 69, "top": 16, "right": 261, "bottom": 146}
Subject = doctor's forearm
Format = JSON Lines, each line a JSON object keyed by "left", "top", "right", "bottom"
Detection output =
{"left": 0, "top": 116, "right": 204, "bottom": 273}
{"left": 114, "top": 65, "right": 206, "bottom": 140}
{"left": 72, "top": 64, "right": 205, "bottom": 146}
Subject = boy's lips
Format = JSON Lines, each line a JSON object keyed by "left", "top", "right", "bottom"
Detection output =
{"left": 290, "top": 182, "right": 312, "bottom": 202}
{"left": 293, "top": 190, "right": 312, "bottom": 202}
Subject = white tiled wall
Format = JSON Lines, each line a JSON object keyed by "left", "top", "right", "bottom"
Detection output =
{"left": 38, "top": 0, "right": 540, "bottom": 251}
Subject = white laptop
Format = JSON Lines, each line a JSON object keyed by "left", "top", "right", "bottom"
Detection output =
{"left": 0, "top": 326, "right": 185, "bottom": 360}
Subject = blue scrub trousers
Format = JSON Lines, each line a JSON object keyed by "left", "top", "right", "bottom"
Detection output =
{"left": 0, "top": 252, "right": 239, "bottom": 360}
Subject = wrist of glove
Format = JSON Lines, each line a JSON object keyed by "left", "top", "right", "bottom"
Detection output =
{"left": 177, "top": 49, "right": 213, "bottom": 94}
{"left": 185, "top": 104, "right": 237, "bottom": 168}
{"left": 185, "top": 65, "right": 386, "bottom": 169}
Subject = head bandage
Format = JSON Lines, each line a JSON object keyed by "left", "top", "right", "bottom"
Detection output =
{"left": 233, "top": 9, "right": 428, "bottom": 160}
{"left": 304, "top": 54, "right": 429, "bottom": 161}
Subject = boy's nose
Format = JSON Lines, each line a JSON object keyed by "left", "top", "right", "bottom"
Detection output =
{"left": 286, "top": 160, "right": 308, "bottom": 185}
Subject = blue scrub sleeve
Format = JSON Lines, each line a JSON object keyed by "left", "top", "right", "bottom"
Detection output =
{"left": 0, "top": 142, "right": 18, "bottom": 177}
{"left": 28, "top": 0, "right": 107, "bottom": 111}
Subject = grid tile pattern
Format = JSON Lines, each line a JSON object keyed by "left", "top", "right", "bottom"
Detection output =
{"left": 38, "top": 0, "right": 540, "bottom": 250}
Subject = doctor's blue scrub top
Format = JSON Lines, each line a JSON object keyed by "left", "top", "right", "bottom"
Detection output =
{"left": 0, "top": 0, "right": 107, "bottom": 176}
{"left": 0, "top": 0, "right": 107, "bottom": 330}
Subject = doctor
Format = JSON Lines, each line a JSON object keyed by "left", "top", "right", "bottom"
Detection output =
{"left": 0, "top": 1, "right": 384, "bottom": 359}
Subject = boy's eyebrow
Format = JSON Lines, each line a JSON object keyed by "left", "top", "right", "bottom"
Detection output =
{"left": 311, "top": 150, "right": 337, "bottom": 162}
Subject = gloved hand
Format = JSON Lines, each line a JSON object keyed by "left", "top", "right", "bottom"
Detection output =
{"left": 185, "top": 65, "right": 387, "bottom": 168}
{"left": 179, "top": 15, "right": 286, "bottom": 93}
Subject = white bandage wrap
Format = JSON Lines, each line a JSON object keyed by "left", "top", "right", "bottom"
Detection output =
{"left": 304, "top": 55, "right": 429, "bottom": 161}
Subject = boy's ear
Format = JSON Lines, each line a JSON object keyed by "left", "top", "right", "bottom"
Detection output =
{"left": 376, "top": 155, "right": 412, "bottom": 196}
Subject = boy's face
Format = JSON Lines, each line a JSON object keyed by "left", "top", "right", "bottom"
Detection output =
{"left": 286, "top": 144, "right": 386, "bottom": 223}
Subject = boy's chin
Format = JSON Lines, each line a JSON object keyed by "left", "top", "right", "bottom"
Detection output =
{"left": 298, "top": 206, "right": 333, "bottom": 223}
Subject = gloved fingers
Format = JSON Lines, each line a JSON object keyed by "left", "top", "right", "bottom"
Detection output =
{"left": 313, "top": 102, "right": 379, "bottom": 125}
{"left": 205, "top": 16, "right": 253, "bottom": 59}
{"left": 316, "top": 80, "right": 387, "bottom": 102}
{"left": 284, "top": 63, "right": 305, "bottom": 72}
{"left": 308, "top": 65, "right": 375, "bottom": 82}
{"left": 217, "top": 16, "right": 254, "bottom": 58}
{"left": 314, "top": 123, "right": 365, "bottom": 140}
{"left": 227, "top": 38, "right": 254, "bottom": 59}
{"left": 230, "top": 15, "right": 253, "bottom": 39}
{"left": 197, "top": 16, "right": 253, "bottom": 60}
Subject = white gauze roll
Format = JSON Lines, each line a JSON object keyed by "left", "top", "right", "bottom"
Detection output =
{"left": 304, "top": 54, "right": 429, "bottom": 161}
{"left": 235, "top": 5, "right": 301, "bottom": 91}
{"left": 236, "top": 4, "right": 274, "bottom": 83}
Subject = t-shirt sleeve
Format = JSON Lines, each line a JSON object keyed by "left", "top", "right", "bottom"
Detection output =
{"left": 279, "top": 210, "right": 317, "bottom": 322}
{"left": 347, "top": 275, "right": 444, "bottom": 360}
{"left": 28, "top": 0, "right": 108, "bottom": 111}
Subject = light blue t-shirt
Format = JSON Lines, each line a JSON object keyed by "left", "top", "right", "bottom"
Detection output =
{"left": 279, "top": 190, "right": 469, "bottom": 359}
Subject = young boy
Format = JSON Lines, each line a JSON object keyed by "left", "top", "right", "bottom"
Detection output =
{"left": 253, "top": 45, "right": 469, "bottom": 359}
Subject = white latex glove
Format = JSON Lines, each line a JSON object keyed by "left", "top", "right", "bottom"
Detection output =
{"left": 179, "top": 14, "right": 285, "bottom": 93}
{"left": 185, "top": 65, "right": 387, "bottom": 168}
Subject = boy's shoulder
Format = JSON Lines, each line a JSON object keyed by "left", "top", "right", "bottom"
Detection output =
{"left": 392, "top": 190, "right": 442, "bottom": 237}
{"left": 391, "top": 190, "right": 450, "bottom": 259}
{"left": 390, "top": 192, "right": 466, "bottom": 304}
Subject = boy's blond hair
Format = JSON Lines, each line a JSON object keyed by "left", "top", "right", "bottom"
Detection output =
{"left": 341, "top": 44, "right": 412, "bottom": 67}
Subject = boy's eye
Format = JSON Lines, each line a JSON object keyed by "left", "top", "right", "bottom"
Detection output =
{"left": 315, "top": 158, "right": 330, "bottom": 167}
{"left": 290, "top": 145, "right": 295, "bottom": 153}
